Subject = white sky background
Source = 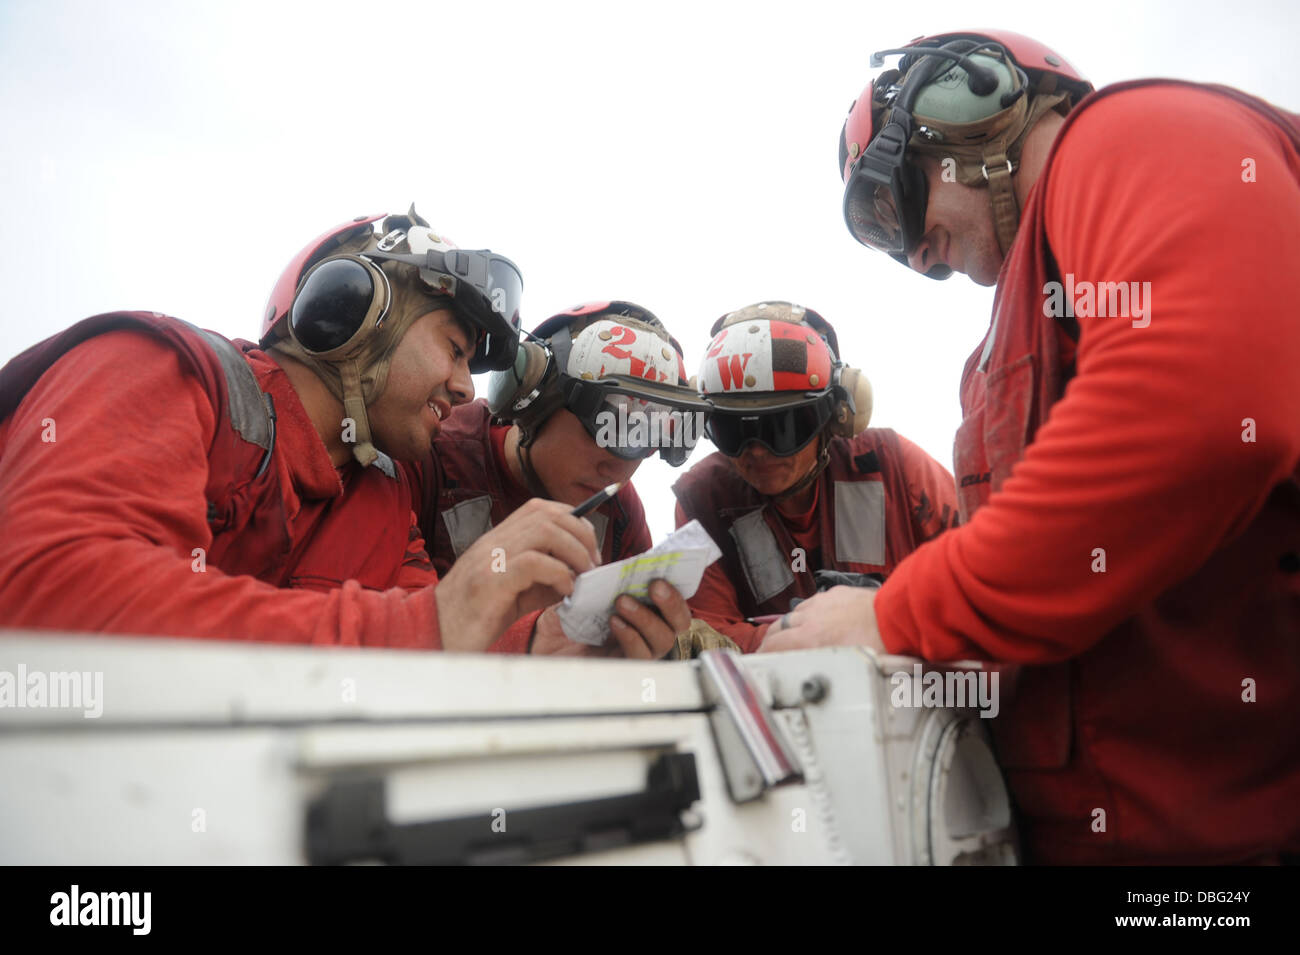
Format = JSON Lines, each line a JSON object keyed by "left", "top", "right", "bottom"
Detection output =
{"left": 2, "top": 0, "right": 1297, "bottom": 544}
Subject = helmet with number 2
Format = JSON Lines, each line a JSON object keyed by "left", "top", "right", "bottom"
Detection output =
{"left": 487, "top": 301, "right": 700, "bottom": 466}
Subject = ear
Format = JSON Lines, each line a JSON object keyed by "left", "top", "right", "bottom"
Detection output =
{"left": 831, "top": 366, "right": 873, "bottom": 437}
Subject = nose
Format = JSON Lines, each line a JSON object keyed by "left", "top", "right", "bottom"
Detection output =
{"left": 740, "top": 443, "right": 772, "bottom": 464}
{"left": 447, "top": 362, "right": 474, "bottom": 406}
{"left": 907, "top": 235, "right": 937, "bottom": 275}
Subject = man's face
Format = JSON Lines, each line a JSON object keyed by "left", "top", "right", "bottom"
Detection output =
{"left": 729, "top": 437, "right": 821, "bottom": 498}
{"left": 529, "top": 408, "right": 643, "bottom": 507}
{"left": 367, "top": 308, "right": 474, "bottom": 461}
{"left": 904, "top": 155, "right": 1005, "bottom": 286}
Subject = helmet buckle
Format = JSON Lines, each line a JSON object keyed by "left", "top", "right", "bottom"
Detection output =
{"left": 981, "top": 159, "right": 1015, "bottom": 180}
{"left": 375, "top": 229, "right": 406, "bottom": 252}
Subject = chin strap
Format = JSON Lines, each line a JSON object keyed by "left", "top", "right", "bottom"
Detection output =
{"left": 982, "top": 148, "right": 1021, "bottom": 257}
{"left": 514, "top": 431, "right": 551, "bottom": 499}
{"left": 338, "top": 358, "right": 381, "bottom": 468}
{"left": 982, "top": 90, "right": 1069, "bottom": 255}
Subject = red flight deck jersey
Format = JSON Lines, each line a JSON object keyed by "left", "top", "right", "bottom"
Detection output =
{"left": 0, "top": 313, "right": 536, "bottom": 651}
{"left": 874, "top": 81, "right": 1300, "bottom": 863}
{"left": 674, "top": 428, "right": 958, "bottom": 651}
{"left": 405, "top": 399, "right": 652, "bottom": 578}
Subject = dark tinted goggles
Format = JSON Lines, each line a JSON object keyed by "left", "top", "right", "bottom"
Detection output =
{"left": 704, "top": 393, "right": 836, "bottom": 458}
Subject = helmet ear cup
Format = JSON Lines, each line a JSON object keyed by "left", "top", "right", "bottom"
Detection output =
{"left": 288, "top": 255, "right": 389, "bottom": 358}
{"left": 487, "top": 340, "right": 551, "bottom": 416}
{"left": 911, "top": 49, "right": 1020, "bottom": 125}
{"left": 830, "top": 366, "right": 873, "bottom": 437}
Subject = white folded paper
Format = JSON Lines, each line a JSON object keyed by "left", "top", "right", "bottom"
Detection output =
{"left": 556, "top": 520, "right": 723, "bottom": 646}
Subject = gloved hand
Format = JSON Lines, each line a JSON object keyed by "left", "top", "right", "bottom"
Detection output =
{"left": 667, "top": 618, "right": 741, "bottom": 660}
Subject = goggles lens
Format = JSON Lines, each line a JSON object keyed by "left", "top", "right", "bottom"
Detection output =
{"left": 841, "top": 116, "right": 932, "bottom": 260}
{"left": 705, "top": 396, "right": 834, "bottom": 458}
{"left": 446, "top": 253, "right": 523, "bottom": 374}
{"left": 844, "top": 176, "right": 908, "bottom": 254}
{"left": 564, "top": 380, "right": 697, "bottom": 461}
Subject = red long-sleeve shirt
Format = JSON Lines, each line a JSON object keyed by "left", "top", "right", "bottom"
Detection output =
{"left": 0, "top": 329, "right": 535, "bottom": 651}
{"left": 876, "top": 85, "right": 1300, "bottom": 662}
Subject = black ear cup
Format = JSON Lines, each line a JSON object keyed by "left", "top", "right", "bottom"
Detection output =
{"left": 289, "top": 256, "right": 388, "bottom": 357}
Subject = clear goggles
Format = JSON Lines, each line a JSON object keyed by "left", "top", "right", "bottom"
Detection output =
{"left": 560, "top": 374, "right": 709, "bottom": 464}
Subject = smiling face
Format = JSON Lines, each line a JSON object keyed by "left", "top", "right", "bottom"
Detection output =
{"left": 527, "top": 408, "right": 644, "bottom": 507}
{"left": 366, "top": 308, "right": 475, "bottom": 461}
{"left": 904, "top": 154, "right": 1006, "bottom": 286}
{"left": 729, "top": 438, "right": 822, "bottom": 498}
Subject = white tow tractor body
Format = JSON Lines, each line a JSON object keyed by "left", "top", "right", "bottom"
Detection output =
{"left": 0, "top": 633, "right": 1017, "bottom": 865}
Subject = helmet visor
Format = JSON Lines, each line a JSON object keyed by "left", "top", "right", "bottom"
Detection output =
{"left": 365, "top": 248, "right": 524, "bottom": 373}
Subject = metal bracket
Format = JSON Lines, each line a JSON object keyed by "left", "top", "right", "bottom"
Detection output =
{"left": 696, "top": 649, "right": 804, "bottom": 803}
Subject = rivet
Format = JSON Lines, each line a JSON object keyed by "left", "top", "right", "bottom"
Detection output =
{"left": 598, "top": 329, "right": 613, "bottom": 341}
{"left": 749, "top": 324, "right": 760, "bottom": 333}
{"left": 849, "top": 142, "right": 860, "bottom": 158}
{"left": 806, "top": 335, "right": 817, "bottom": 345}
{"left": 581, "top": 372, "right": 594, "bottom": 380}
{"left": 801, "top": 676, "right": 829, "bottom": 703}
{"left": 744, "top": 374, "right": 756, "bottom": 387}
{"left": 1045, "top": 54, "right": 1061, "bottom": 66}
{"left": 809, "top": 374, "right": 820, "bottom": 387}
{"left": 661, "top": 347, "right": 672, "bottom": 360}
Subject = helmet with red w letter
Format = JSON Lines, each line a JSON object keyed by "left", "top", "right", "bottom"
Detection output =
{"left": 260, "top": 205, "right": 523, "bottom": 468}
{"left": 486, "top": 301, "right": 705, "bottom": 470}
{"left": 838, "top": 29, "right": 1093, "bottom": 278}
{"left": 698, "top": 302, "right": 873, "bottom": 463}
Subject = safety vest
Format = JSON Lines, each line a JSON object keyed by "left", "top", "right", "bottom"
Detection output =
{"left": 412, "top": 400, "right": 630, "bottom": 575}
{"left": 957, "top": 80, "right": 1300, "bottom": 863}
{"left": 0, "top": 311, "right": 413, "bottom": 589}
{"left": 673, "top": 429, "right": 936, "bottom": 616}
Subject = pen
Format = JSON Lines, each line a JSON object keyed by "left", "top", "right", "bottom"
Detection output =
{"left": 571, "top": 481, "right": 624, "bottom": 518}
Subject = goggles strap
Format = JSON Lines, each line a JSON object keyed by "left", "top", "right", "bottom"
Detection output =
{"left": 338, "top": 358, "right": 380, "bottom": 469}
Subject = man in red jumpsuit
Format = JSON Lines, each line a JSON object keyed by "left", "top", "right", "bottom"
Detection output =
{"left": 0, "top": 208, "right": 681, "bottom": 658}
{"left": 674, "top": 301, "right": 958, "bottom": 652}
{"left": 769, "top": 30, "right": 1300, "bottom": 863}
{"left": 406, "top": 301, "right": 701, "bottom": 655}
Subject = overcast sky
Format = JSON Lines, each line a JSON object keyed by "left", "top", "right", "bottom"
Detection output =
{"left": 2, "top": 0, "right": 1296, "bottom": 542}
